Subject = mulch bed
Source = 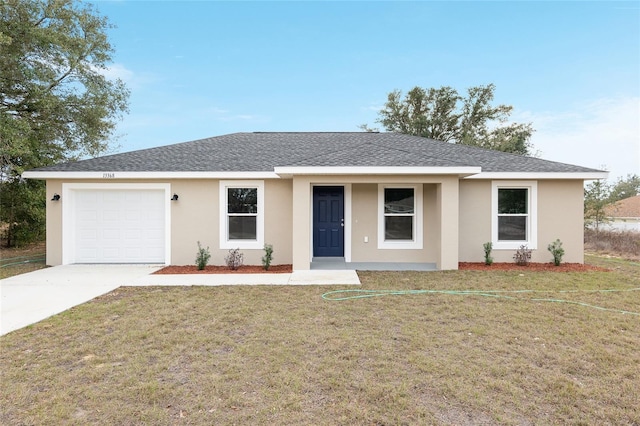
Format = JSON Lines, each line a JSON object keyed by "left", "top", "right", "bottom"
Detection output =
{"left": 154, "top": 264, "right": 293, "bottom": 274}
{"left": 156, "top": 263, "right": 608, "bottom": 274}
{"left": 458, "top": 262, "right": 608, "bottom": 272}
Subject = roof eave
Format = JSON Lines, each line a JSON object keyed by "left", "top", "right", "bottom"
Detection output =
{"left": 464, "top": 172, "right": 609, "bottom": 180}
{"left": 21, "top": 171, "right": 281, "bottom": 180}
{"left": 274, "top": 166, "right": 482, "bottom": 178}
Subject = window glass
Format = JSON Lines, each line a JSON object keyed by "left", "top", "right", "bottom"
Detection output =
{"left": 498, "top": 189, "right": 527, "bottom": 214}
{"left": 497, "top": 188, "right": 528, "bottom": 241}
{"left": 228, "top": 216, "right": 257, "bottom": 240}
{"left": 228, "top": 188, "right": 257, "bottom": 214}
{"left": 383, "top": 187, "right": 415, "bottom": 241}
{"left": 384, "top": 188, "right": 414, "bottom": 214}
{"left": 385, "top": 216, "right": 413, "bottom": 240}
{"left": 498, "top": 216, "right": 527, "bottom": 240}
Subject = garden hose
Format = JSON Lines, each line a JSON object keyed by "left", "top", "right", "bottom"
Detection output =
{"left": 0, "top": 254, "right": 46, "bottom": 268}
{"left": 322, "top": 288, "right": 640, "bottom": 316}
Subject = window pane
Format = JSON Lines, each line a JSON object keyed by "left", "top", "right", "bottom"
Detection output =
{"left": 228, "top": 216, "right": 257, "bottom": 240}
{"left": 385, "top": 188, "right": 414, "bottom": 214}
{"left": 228, "top": 188, "right": 257, "bottom": 213}
{"left": 498, "top": 189, "right": 527, "bottom": 214}
{"left": 385, "top": 216, "right": 413, "bottom": 240}
{"left": 498, "top": 216, "right": 527, "bottom": 240}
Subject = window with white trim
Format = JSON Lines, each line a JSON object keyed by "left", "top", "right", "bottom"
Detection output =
{"left": 378, "top": 184, "right": 423, "bottom": 249}
{"left": 220, "top": 181, "right": 264, "bottom": 249}
{"left": 491, "top": 181, "right": 537, "bottom": 249}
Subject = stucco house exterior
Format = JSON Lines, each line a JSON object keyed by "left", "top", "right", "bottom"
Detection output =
{"left": 23, "top": 132, "right": 607, "bottom": 270}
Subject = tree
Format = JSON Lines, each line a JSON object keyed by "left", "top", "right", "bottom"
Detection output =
{"left": 369, "top": 84, "right": 534, "bottom": 155}
{"left": 584, "top": 180, "right": 611, "bottom": 233}
{"left": 0, "top": 0, "right": 129, "bottom": 246}
{"left": 608, "top": 174, "right": 640, "bottom": 203}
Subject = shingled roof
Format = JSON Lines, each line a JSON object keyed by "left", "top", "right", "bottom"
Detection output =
{"left": 27, "top": 132, "right": 603, "bottom": 174}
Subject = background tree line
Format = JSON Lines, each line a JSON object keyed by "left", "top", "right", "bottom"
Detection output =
{"left": 584, "top": 174, "right": 640, "bottom": 231}
{"left": 362, "top": 83, "right": 535, "bottom": 156}
{"left": 1, "top": 0, "right": 129, "bottom": 247}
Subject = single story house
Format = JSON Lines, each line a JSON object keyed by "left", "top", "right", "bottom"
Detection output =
{"left": 603, "top": 195, "right": 640, "bottom": 232}
{"left": 23, "top": 132, "right": 607, "bottom": 270}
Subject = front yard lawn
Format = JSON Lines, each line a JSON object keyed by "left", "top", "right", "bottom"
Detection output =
{"left": 1, "top": 256, "right": 638, "bottom": 425}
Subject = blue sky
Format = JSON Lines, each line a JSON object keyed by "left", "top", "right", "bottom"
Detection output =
{"left": 93, "top": 0, "right": 639, "bottom": 180}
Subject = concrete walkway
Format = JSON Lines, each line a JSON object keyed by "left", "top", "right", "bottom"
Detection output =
{"left": 0, "top": 265, "right": 360, "bottom": 336}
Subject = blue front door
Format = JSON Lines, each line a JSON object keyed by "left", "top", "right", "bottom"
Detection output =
{"left": 313, "top": 186, "right": 344, "bottom": 257}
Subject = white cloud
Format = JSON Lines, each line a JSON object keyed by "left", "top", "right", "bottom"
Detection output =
{"left": 98, "top": 63, "right": 134, "bottom": 82}
{"left": 519, "top": 97, "right": 640, "bottom": 181}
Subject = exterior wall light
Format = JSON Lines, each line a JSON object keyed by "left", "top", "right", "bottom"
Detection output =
{"left": 171, "top": 193, "right": 179, "bottom": 201}
{"left": 51, "top": 193, "right": 60, "bottom": 201}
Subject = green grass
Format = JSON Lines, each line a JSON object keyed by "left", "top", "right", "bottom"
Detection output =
{"left": 1, "top": 258, "right": 639, "bottom": 425}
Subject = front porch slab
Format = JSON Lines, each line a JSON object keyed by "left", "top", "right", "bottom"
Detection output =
{"left": 311, "top": 258, "right": 437, "bottom": 271}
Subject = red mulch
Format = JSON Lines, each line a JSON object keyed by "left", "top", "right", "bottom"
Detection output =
{"left": 155, "top": 263, "right": 608, "bottom": 274}
{"left": 458, "top": 262, "right": 608, "bottom": 272}
{"left": 154, "top": 264, "right": 293, "bottom": 274}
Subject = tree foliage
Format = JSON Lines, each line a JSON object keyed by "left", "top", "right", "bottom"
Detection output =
{"left": 584, "top": 175, "right": 640, "bottom": 235}
{"left": 584, "top": 180, "right": 611, "bottom": 232}
{"left": 368, "top": 84, "right": 534, "bottom": 155}
{"left": 0, "top": 0, "right": 129, "bottom": 246}
{"left": 608, "top": 174, "right": 640, "bottom": 203}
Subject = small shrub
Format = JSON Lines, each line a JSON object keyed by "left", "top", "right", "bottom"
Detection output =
{"left": 195, "top": 241, "right": 211, "bottom": 270}
{"left": 262, "top": 244, "right": 274, "bottom": 270}
{"left": 513, "top": 244, "right": 532, "bottom": 266}
{"left": 483, "top": 242, "right": 493, "bottom": 265}
{"left": 547, "top": 239, "right": 565, "bottom": 266}
{"left": 225, "top": 248, "right": 244, "bottom": 270}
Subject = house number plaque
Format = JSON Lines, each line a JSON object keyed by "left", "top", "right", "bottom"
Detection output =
{"left": 102, "top": 172, "right": 115, "bottom": 179}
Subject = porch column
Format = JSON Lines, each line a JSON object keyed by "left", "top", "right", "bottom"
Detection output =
{"left": 438, "top": 177, "right": 459, "bottom": 270}
{"left": 292, "top": 177, "right": 311, "bottom": 270}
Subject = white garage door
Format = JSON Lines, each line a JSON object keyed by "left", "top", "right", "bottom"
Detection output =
{"left": 73, "top": 189, "right": 166, "bottom": 263}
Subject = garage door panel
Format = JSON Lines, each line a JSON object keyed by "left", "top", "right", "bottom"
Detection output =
{"left": 73, "top": 189, "right": 166, "bottom": 264}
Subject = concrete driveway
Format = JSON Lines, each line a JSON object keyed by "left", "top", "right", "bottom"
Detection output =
{"left": 1, "top": 265, "right": 360, "bottom": 336}
{"left": 0, "top": 265, "right": 162, "bottom": 336}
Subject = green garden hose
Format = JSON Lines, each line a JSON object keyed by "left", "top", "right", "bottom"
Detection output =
{"left": 322, "top": 288, "right": 640, "bottom": 316}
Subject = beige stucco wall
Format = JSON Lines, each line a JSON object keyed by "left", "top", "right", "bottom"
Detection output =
{"left": 458, "top": 179, "right": 585, "bottom": 263}
{"left": 458, "top": 180, "right": 492, "bottom": 262}
{"left": 536, "top": 180, "right": 584, "bottom": 263}
{"left": 290, "top": 175, "right": 460, "bottom": 270}
{"left": 350, "top": 183, "right": 438, "bottom": 263}
{"left": 45, "top": 180, "right": 64, "bottom": 266}
{"left": 44, "top": 176, "right": 584, "bottom": 268}
{"left": 170, "top": 179, "right": 293, "bottom": 266}
{"left": 44, "top": 178, "right": 293, "bottom": 266}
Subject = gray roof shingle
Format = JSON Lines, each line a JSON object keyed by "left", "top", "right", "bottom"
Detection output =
{"left": 28, "top": 132, "right": 603, "bottom": 174}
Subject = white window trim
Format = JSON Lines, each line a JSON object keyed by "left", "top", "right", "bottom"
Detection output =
{"left": 219, "top": 180, "right": 264, "bottom": 250}
{"left": 491, "top": 181, "right": 537, "bottom": 250}
{"left": 378, "top": 184, "right": 423, "bottom": 250}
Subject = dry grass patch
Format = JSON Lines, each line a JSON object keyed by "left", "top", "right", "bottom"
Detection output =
{"left": 585, "top": 228, "right": 640, "bottom": 261}
{"left": 0, "top": 241, "right": 46, "bottom": 279}
{"left": 1, "top": 261, "right": 639, "bottom": 425}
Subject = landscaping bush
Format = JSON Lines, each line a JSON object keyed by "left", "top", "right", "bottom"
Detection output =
{"left": 547, "top": 239, "right": 565, "bottom": 266}
{"left": 195, "top": 241, "right": 211, "bottom": 270}
{"left": 483, "top": 242, "right": 493, "bottom": 265}
{"left": 225, "top": 248, "right": 244, "bottom": 270}
{"left": 262, "top": 244, "right": 273, "bottom": 270}
{"left": 513, "top": 244, "right": 532, "bottom": 266}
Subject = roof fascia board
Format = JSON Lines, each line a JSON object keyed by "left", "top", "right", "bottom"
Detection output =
{"left": 464, "top": 172, "right": 609, "bottom": 180}
{"left": 21, "top": 171, "right": 281, "bottom": 180}
{"left": 274, "top": 166, "right": 481, "bottom": 177}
